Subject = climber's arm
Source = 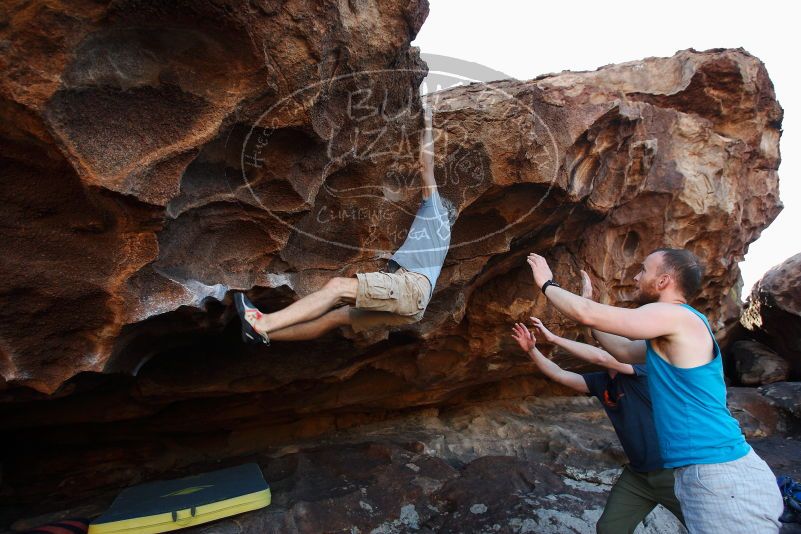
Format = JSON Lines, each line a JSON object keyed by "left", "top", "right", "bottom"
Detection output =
{"left": 589, "top": 330, "right": 647, "bottom": 363}
{"left": 419, "top": 101, "right": 437, "bottom": 199}
{"left": 527, "top": 254, "right": 679, "bottom": 346}
{"left": 528, "top": 346, "right": 590, "bottom": 393}
{"left": 529, "top": 318, "right": 635, "bottom": 374}
{"left": 511, "top": 323, "right": 589, "bottom": 393}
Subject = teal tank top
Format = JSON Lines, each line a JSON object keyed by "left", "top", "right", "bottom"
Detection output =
{"left": 645, "top": 303, "right": 750, "bottom": 467}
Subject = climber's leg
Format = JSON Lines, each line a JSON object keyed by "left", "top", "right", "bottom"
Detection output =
{"left": 267, "top": 305, "right": 353, "bottom": 341}
{"left": 245, "top": 277, "right": 357, "bottom": 336}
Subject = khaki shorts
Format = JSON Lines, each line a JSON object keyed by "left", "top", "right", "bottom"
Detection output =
{"left": 349, "top": 267, "right": 432, "bottom": 333}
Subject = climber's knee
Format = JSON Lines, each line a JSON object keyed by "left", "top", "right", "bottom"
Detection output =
{"left": 323, "top": 276, "right": 358, "bottom": 302}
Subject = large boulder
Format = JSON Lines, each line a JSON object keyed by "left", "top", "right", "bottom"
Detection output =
{"left": 0, "top": 33, "right": 783, "bottom": 398}
{"left": 727, "top": 386, "right": 785, "bottom": 437}
{"left": 742, "top": 253, "right": 801, "bottom": 378}
{"left": 0, "top": 0, "right": 430, "bottom": 394}
{"left": 760, "top": 381, "right": 801, "bottom": 421}
{"left": 731, "top": 339, "right": 790, "bottom": 385}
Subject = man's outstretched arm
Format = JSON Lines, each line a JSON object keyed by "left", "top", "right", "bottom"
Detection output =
{"left": 589, "top": 330, "right": 647, "bottom": 363}
{"left": 527, "top": 253, "right": 682, "bottom": 343}
{"left": 530, "top": 317, "right": 636, "bottom": 373}
{"left": 419, "top": 100, "right": 437, "bottom": 199}
{"left": 512, "top": 323, "right": 589, "bottom": 393}
{"left": 579, "top": 269, "right": 647, "bottom": 363}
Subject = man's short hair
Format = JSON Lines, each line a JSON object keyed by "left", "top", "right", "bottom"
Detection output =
{"left": 653, "top": 248, "right": 704, "bottom": 299}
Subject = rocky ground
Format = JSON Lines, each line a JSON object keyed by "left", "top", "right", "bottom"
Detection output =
{"left": 7, "top": 396, "right": 801, "bottom": 533}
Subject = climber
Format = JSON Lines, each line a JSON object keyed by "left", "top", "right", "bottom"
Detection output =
{"left": 511, "top": 306, "right": 685, "bottom": 532}
{"left": 233, "top": 100, "right": 453, "bottom": 343}
{"left": 526, "top": 249, "right": 784, "bottom": 533}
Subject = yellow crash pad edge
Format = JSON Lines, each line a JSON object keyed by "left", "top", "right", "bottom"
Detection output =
{"left": 87, "top": 488, "right": 271, "bottom": 534}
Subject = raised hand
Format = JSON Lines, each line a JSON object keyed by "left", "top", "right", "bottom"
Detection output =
{"left": 511, "top": 322, "right": 536, "bottom": 353}
{"left": 527, "top": 253, "right": 553, "bottom": 289}
{"left": 529, "top": 317, "right": 557, "bottom": 343}
{"left": 580, "top": 269, "right": 593, "bottom": 300}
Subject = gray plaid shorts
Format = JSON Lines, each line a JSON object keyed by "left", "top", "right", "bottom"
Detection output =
{"left": 674, "top": 448, "right": 783, "bottom": 533}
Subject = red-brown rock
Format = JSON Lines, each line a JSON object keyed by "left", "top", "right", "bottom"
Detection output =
{"left": 727, "top": 386, "right": 784, "bottom": 437}
{"left": 759, "top": 381, "right": 801, "bottom": 421}
{"left": 742, "top": 253, "right": 801, "bottom": 378}
{"left": 731, "top": 339, "right": 790, "bottom": 385}
{"left": 1, "top": 44, "right": 783, "bottom": 396}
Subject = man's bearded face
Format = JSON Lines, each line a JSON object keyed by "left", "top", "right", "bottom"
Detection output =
{"left": 633, "top": 252, "right": 666, "bottom": 304}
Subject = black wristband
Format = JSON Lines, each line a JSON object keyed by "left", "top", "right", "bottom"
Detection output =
{"left": 541, "top": 279, "right": 561, "bottom": 294}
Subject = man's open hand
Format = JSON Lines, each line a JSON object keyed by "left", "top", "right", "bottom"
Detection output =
{"left": 529, "top": 317, "right": 557, "bottom": 343}
{"left": 527, "top": 253, "right": 553, "bottom": 289}
{"left": 511, "top": 322, "right": 536, "bottom": 353}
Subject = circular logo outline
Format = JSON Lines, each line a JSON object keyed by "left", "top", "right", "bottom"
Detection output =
{"left": 236, "top": 68, "right": 560, "bottom": 254}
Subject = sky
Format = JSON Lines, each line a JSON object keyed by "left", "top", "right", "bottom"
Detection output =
{"left": 412, "top": 0, "right": 799, "bottom": 297}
